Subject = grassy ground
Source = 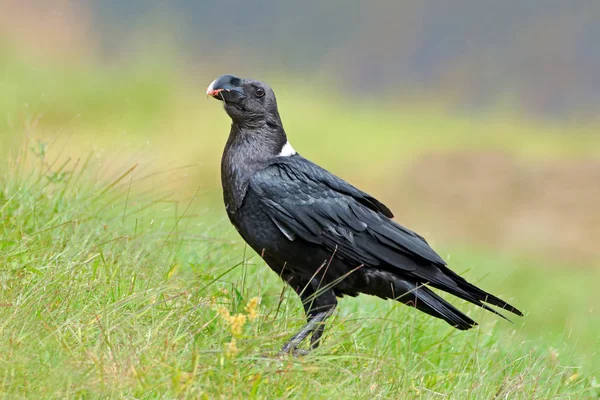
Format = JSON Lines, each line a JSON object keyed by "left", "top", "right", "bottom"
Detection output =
{"left": 1, "top": 144, "right": 598, "bottom": 399}
{"left": 1, "top": 48, "right": 600, "bottom": 398}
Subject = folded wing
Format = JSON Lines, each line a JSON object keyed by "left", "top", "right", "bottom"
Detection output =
{"left": 250, "top": 156, "right": 523, "bottom": 318}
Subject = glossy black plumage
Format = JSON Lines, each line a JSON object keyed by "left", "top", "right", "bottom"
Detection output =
{"left": 208, "top": 74, "right": 522, "bottom": 354}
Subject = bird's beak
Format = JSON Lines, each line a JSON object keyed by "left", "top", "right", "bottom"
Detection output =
{"left": 206, "top": 74, "right": 245, "bottom": 103}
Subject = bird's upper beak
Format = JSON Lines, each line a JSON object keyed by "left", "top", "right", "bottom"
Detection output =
{"left": 206, "top": 74, "right": 245, "bottom": 103}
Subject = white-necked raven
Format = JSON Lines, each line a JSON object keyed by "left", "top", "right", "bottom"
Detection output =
{"left": 207, "top": 74, "right": 522, "bottom": 355}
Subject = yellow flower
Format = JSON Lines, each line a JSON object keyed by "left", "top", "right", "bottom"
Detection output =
{"left": 229, "top": 313, "right": 247, "bottom": 337}
{"left": 245, "top": 297, "right": 260, "bottom": 321}
{"left": 218, "top": 306, "right": 247, "bottom": 336}
{"left": 225, "top": 338, "right": 239, "bottom": 358}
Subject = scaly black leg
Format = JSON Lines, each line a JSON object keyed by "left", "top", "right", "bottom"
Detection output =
{"left": 279, "top": 276, "right": 337, "bottom": 355}
{"left": 309, "top": 307, "right": 335, "bottom": 349}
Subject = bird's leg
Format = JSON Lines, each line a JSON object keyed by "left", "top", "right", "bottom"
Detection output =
{"left": 279, "top": 307, "right": 335, "bottom": 354}
{"left": 279, "top": 277, "right": 337, "bottom": 355}
{"left": 308, "top": 306, "right": 335, "bottom": 349}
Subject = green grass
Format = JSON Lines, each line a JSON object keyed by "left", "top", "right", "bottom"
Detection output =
{"left": 1, "top": 144, "right": 598, "bottom": 399}
{"left": 1, "top": 46, "right": 599, "bottom": 398}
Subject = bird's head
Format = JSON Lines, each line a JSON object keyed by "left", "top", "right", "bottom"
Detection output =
{"left": 207, "top": 74, "right": 280, "bottom": 127}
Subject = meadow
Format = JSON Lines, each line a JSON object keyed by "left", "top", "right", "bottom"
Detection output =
{"left": 1, "top": 48, "right": 599, "bottom": 398}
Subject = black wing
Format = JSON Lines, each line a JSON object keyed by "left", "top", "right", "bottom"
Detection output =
{"left": 249, "top": 155, "right": 522, "bottom": 317}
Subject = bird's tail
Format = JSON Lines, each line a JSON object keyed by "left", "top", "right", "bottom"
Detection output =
{"left": 404, "top": 283, "right": 477, "bottom": 330}
{"left": 363, "top": 270, "right": 477, "bottom": 330}
{"left": 417, "top": 264, "right": 524, "bottom": 319}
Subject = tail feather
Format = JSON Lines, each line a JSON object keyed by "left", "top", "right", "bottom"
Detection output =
{"left": 362, "top": 270, "right": 477, "bottom": 330}
{"left": 402, "top": 262, "right": 523, "bottom": 319}
{"left": 408, "top": 284, "right": 477, "bottom": 330}
{"left": 367, "top": 228, "right": 523, "bottom": 317}
{"left": 427, "top": 265, "right": 524, "bottom": 317}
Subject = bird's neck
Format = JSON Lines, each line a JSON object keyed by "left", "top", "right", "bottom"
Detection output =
{"left": 221, "top": 122, "right": 288, "bottom": 213}
{"left": 227, "top": 122, "right": 288, "bottom": 158}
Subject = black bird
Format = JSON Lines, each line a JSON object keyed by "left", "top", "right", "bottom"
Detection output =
{"left": 207, "top": 74, "right": 522, "bottom": 355}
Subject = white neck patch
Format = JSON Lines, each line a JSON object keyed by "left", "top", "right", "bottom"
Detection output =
{"left": 277, "top": 141, "right": 296, "bottom": 157}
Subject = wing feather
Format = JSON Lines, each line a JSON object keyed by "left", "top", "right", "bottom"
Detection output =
{"left": 251, "top": 157, "right": 445, "bottom": 268}
{"left": 248, "top": 156, "right": 523, "bottom": 317}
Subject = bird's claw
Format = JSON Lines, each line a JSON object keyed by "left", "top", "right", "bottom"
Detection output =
{"left": 278, "top": 347, "right": 310, "bottom": 358}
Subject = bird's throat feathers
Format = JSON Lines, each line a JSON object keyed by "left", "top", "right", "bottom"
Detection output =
{"left": 226, "top": 122, "right": 289, "bottom": 160}
{"left": 221, "top": 122, "right": 294, "bottom": 212}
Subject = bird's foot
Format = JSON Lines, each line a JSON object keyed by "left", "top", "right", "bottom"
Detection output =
{"left": 277, "top": 348, "right": 310, "bottom": 358}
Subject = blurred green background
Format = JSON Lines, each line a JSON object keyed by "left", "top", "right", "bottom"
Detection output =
{"left": 1, "top": 0, "right": 599, "bottom": 395}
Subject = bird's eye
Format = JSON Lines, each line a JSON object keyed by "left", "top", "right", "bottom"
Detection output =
{"left": 255, "top": 87, "right": 265, "bottom": 98}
